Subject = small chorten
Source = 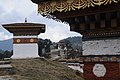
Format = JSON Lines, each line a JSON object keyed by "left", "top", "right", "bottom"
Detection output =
{"left": 2, "top": 19, "right": 45, "bottom": 58}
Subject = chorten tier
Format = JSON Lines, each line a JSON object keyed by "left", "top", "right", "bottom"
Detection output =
{"left": 2, "top": 22, "right": 45, "bottom": 58}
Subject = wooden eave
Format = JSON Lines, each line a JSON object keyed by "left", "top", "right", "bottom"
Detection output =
{"left": 2, "top": 23, "right": 46, "bottom": 34}
{"left": 4, "top": 28, "right": 45, "bottom": 35}
{"left": 2, "top": 23, "right": 45, "bottom": 27}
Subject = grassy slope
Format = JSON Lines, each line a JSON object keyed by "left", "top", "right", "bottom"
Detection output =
{"left": 11, "top": 58, "right": 84, "bottom": 80}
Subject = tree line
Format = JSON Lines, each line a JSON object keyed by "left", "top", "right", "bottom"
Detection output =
{"left": 38, "top": 38, "right": 52, "bottom": 58}
{"left": 0, "top": 49, "right": 13, "bottom": 59}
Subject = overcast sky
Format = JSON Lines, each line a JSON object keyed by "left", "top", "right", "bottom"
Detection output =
{"left": 0, "top": 0, "right": 81, "bottom": 42}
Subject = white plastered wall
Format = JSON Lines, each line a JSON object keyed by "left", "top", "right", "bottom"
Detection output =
{"left": 12, "top": 43, "right": 39, "bottom": 58}
{"left": 83, "top": 38, "right": 120, "bottom": 55}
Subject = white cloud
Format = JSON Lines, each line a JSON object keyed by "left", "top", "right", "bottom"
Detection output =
{"left": 0, "top": 32, "right": 12, "bottom": 41}
{"left": 0, "top": 0, "right": 36, "bottom": 17}
{"left": 39, "top": 24, "right": 81, "bottom": 42}
{"left": 0, "top": 0, "right": 15, "bottom": 13}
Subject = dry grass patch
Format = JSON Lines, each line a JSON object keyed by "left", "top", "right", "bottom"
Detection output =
{"left": 10, "top": 58, "right": 84, "bottom": 80}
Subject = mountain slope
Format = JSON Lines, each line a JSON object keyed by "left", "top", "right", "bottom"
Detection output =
{"left": 0, "top": 39, "right": 13, "bottom": 51}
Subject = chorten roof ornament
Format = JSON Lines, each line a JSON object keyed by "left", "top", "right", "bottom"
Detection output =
{"left": 25, "top": 18, "right": 27, "bottom": 23}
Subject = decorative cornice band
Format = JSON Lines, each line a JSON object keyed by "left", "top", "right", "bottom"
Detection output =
{"left": 13, "top": 38, "right": 38, "bottom": 44}
{"left": 38, "top": 0, "right": 119, "bottom": 15}
{"left": 59, "top": 55, "right": 120, "bottom": 63}
{"left": 84, "top": 31, "right": 120, "bottom": 37}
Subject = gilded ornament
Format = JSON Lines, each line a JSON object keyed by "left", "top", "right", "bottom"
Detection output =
{"left": 94, "top": 57, "right": 100, "bottom": 61}
{"left": 30, "top": 39, "right": 34, "bottom": 42}
{"left": 55, "top": 1, "right": 67, "bottom": 12}
{"left": 111, "top": 57, "right": 117, "bottom": 61}
{"left": 16, "top": 39, "right": 21, "bottom": 43}
{"left": 102, "top": 57, "right": 108, "bottom": 61}
{"left": 92, "top": 0, "right": 106, "bottom": 6}
{"left": 50, "top": 1, "right": 56, "bottom": 13}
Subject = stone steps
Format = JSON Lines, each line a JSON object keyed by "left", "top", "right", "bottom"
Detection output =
{"left": 0, "top": 60, "right": 13, "bottom": 70}
{"left": 0, "top": 61, "right": 11, "bottom": 65}
{"left": 0, "top": 64, "right": 13, "bottom": 70}
{"left": 0, "top": 60, "right": 14, "bottom": 79}
{"left": 0, "top": 76, "right": 14, "bottom": 80}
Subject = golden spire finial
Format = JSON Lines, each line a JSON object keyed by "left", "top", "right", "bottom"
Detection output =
{"left": 25, "top": 18, "right": 27, "bottom": 23}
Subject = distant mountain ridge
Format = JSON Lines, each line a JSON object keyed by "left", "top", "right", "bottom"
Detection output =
{"left": 0, "top": 39, "right": 13, "bottom": 51}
